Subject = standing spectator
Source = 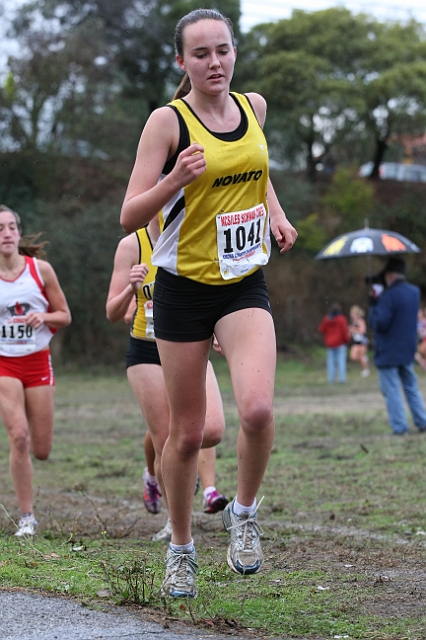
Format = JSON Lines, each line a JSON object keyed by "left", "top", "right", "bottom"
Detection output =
{"left": 348, "top": 305, "right": 370, "bottom": 377}
{"left": 318, "top": 303, "right": 349, "bottom": 384}
{"left": 368, "top": 257, "right": 426, "bottom": 435}
{"left": 415, "top": 308, "right": 426, "bottom": 370}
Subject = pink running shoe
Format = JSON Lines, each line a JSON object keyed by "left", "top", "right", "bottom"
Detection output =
{"left": 143, "top": 468, "right": 162, "bottom": 514}
{"left": 203, "top": 490, "right": 229, "bottom": 514}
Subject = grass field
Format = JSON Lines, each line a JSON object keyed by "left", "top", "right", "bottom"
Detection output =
{"left": 0, "top": 349, "right": 425, "bottom": 639}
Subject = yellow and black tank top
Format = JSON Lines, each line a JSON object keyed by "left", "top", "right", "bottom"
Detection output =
{"left": 152, "top": 92, "right": 271, "bottom": 285}
{"left": 131, "top": 227, "right": 157, "bottom": 340}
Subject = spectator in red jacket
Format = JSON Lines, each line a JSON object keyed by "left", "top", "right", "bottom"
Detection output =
{"left": 319, "top": 303, "right": 349, "bottom": 383}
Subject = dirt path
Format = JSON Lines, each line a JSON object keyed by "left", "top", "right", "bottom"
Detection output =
{"left": 273, "top": 374, "right": 426, "bottom": 415}
{"left": 2, "top": 373, "right": 426, "bottom": 637}
{"left": 273, "top": 389, "right": 386, "bottom": 415}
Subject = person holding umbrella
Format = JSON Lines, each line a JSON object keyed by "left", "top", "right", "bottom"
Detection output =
{"left": 368, "top": 257, "right": 426, "bottom": 435}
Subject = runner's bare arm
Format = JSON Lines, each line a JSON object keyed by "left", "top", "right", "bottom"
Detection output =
{"left": 24, "top": 261, "right": 71, "bottom": 329}
{"left": 124, "top": 297, "right": 137, "bottom": 325}
{"left": 106, "top": 234, "right": 144, "bottom": 323}
{"left": 247, "top": 93, "right": 297, "bottom": 254}
{"left": 120, "top": 108, "right": 206, "bottom": 233}
{"left": 245, "top": 92, "right": 267, "bottom": 127}
{"left": 267, "top": 180, "right": 298, "bottom": 253}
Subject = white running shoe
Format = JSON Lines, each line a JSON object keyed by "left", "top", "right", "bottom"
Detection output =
{"left": 152, "top": 517, "right": 173, "bottom": 542}
{"left": 222, "top": 497, "right": 264, "bottom": 575}
{"left": 161, "top": 547, "right": 198, "bottom": 598}
{"left": 360, "top": 369, "right": 370, "bottom": 377}
{"left": 14, "top": 514, "right": 38, "bottom": 537}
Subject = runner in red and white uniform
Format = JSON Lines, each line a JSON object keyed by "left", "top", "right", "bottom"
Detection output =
{"left": 0, "top": 205, "right": 71, "bottom": 537}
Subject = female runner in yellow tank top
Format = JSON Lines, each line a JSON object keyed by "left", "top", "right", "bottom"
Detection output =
{"left": 120, "top": 9, "right": 297, "bottom": 598}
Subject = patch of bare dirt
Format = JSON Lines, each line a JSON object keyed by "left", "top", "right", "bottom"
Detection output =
{"left": 2, "top": 382, "right": 426, "bottom": 637}
{"left": 2, "top": 485, "right": 425, "bottom": 628}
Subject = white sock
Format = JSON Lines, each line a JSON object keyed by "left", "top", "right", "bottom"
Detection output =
{"left": 145, "top": 470, "right": 157, "bottom": 484}
{"left": 233, "top": 497, "right": 256, "bottom": 516}
{"left": 170, "top": 539, "right": 194, "bottom": 553}
{"left": 203, "top": 485, "right": 216, "bottom": 499}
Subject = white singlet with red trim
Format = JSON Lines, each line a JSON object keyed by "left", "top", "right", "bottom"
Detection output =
{"left": 0, "top": 257, "right": 53, "bottom": 357}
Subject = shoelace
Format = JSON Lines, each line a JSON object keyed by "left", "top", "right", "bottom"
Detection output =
{"left": 227, "top": 496, "right": 265, "bottom": 547}
{"left": 167, "top": 551, "right": 197, "bottom": 584}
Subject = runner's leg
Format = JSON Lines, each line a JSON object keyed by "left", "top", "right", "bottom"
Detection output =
{"left": 25, "top": 385, "right": 55, "bottom": 460}
{"left": 127, "top": 363, "right": 170, "bottom": 505}
{"left": 215, "top": 308, "right": 276, "bottom": 507}
{"left": 144, "top": 431, "right": 156, "bottom": 476}
{"left": 156, "top": 338, "right": 211, "bottom": 545}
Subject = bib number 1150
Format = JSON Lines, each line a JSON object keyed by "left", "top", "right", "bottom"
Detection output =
{"left": 1, "top": 324, "right": 33, "bottom": 340}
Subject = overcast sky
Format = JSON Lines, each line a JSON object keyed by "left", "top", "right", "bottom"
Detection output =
{"left": 3, "top": 0, "right": 426, "bottom": 29}
{"left": 241, "top": 0, "right": 426, "bottom": 31}
{"left": 2, "top": 0, "right": 426, "bottom": 57}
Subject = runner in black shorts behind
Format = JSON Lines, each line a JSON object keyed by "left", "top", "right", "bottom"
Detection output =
{"left": 106, "top": 216, "right": 229, "bottom": 542}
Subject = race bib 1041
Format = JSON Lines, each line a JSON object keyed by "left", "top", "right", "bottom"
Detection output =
{"left": 216, "top": 204, "right": 268, "bottom": 280}
{"left": 144, "top": 300, "right": 155, "bottom": 339}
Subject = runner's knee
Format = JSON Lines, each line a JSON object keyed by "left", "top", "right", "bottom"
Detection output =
{"left": 201, "top": 431, "right": 221, "bottom": 448}
{"left": 172, "top": 430, "right": 204, "bottom": 456}
{"left": 33, "top": 445, "right": 51, "bottom": 461}
{"left": 201, "top": 420, "right": 224, "bottom": 448}
{"left": 9, "top": 430, "right": 30, "bottom": 455}
{"left": 239, "top": 399, "right": 274, "bottom": 435}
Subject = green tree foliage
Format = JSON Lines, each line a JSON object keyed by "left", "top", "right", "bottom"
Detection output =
{"left": 320, "top": 167, "right": 375, "bottom": 233}
{"left": 0, "top": 151, "right": 133, "bottom": 361}
{"left": 35, "top": 200, "right": 125, "bottom": 362}
{"left": 362, "top": 59, "right": 426, "bottom": 176}
{"left": 0, "top": 1, "right": 244, "bottom": 360}
{"left": 21, "top": 0, "right": 241, "bottom": 114}
{"left": 236, "top": 8, "right": 372, "bottom": 180}
{"left": 293, "top": 213, "right": 329, "bottom": 254}
{"left": 236, "top": 8, "right": 426, "bottom": 181}
{"left": 1, "top": 2, "right": 426, "bottom": 353}
{"left": 0, "top": 20, "right": 129, "bottom": 157}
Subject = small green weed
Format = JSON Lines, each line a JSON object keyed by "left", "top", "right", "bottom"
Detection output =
{"left": 100, "top": 551, "right": 159, "bottom": 606}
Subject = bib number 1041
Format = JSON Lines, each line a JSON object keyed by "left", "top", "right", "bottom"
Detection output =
{"left": 222, "top": 218, "right": 262, "bottom": 255}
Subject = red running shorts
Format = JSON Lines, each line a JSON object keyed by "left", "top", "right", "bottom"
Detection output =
{"left": 0, "top": 349, "right": 55, "bottom": 388}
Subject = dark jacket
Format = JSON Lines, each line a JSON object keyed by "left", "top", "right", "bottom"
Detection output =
{"left": 368, "top": 278, "right": 420, "bottom": 367}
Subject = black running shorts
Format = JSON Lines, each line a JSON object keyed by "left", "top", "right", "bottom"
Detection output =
{"left": 126, "top": 336, "right": 161, "bottom": 368}
{"left": 153, "top": 267, "right": 271, "bottom": 342}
